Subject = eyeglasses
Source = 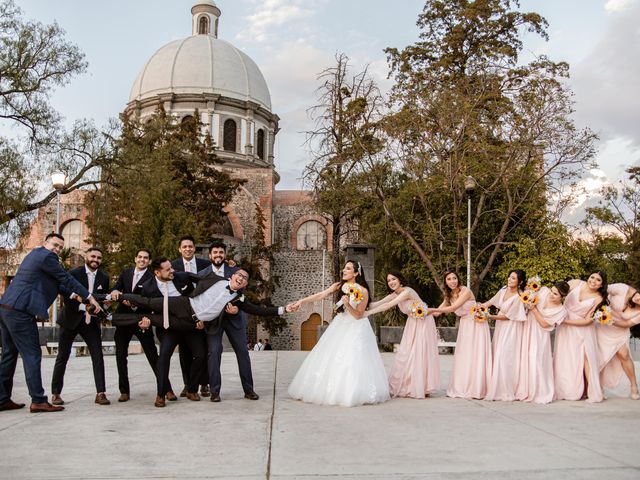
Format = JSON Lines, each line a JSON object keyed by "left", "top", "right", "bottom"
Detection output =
{"left": 235, "top": 272, "right": 249, "bottom": 281}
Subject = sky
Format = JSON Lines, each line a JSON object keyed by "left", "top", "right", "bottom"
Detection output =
{"left": 12, "top": 0, "right": 640, "bottom": 223}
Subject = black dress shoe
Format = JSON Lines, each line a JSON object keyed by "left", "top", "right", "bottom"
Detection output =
{"left": 200, "top": 385, "right": 211, "bottom": 397}
{"left": 244, "top": 391, "right": 259, "bottom": 400}
{"left": 0, "top": 399, "right": 26, "bottom": 411}
{"left": 210, "top": 393, "right": 221, "bottom": 402}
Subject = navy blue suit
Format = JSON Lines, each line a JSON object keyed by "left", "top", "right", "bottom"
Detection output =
{"left": 51, "top": 266, "right": 110, "bottom": 395}
{"left": 0, "top": 246, "right": 90, "bottom": 404}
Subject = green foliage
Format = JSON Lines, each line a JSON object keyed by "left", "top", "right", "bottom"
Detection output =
{"left": 86, "top": 107, "right": 244, "bottom": 275}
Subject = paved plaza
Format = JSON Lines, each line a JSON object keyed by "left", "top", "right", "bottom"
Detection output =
{"left": 1, "top": 351, "right": 639, "bottom": 479}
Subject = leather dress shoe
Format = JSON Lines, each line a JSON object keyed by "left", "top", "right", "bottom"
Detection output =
{"left": 200, "top": 385, "right": 211, "bottom": 397}
{"left": 0, "top": 399, "right": 26, "bottom": 411}
{"left": 95, "top": 393, "right": 111, "bottom": 405}
{"left": 118, "top": 393, "right": 130, "bottom": 402}
{"left": 186, "top": 392, "right": 201, "bottom": 401}
{"left": 244, "top": 391, "right": 259, "bottom": 400}
{"left": 165, "top": 391, "right": 178, "bottom": 401}
{"left": 154, "top": 396, "right": 165, "bottom": 408}
{"left": 51, "top": 394, "right": 64, "bottom": 406}
{"left": 210, "top": 393, "right": 221, "bottom": 403}
{"left": 179, "top": 386, "right": 188, "bottom": 397}
{"left": 30, "top": 402, "right": 64, "bottom": 413}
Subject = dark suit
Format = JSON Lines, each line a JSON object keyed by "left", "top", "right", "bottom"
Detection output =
{"left": 138, "top": 274, "right": 200, "bottom": 397}
{"left": 173, "top": 256, "right": 211, "bottom": 390}
{"left": 51, "top": 266, "right": 109, "bottom": 395}
{"left": 0, "top": 246, "right": 90, "bottom": 404}
{"left": 112, "top": 267, "right": 158, "bottom": 395}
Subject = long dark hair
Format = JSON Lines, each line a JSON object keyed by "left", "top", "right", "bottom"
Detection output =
{"left": 589, "top": 270, "right": 609, "bottom": 312}
{"left": 339, "top": 260, "right": 371, "bottom": 309}
{"left": 508, "top": 269, "right": 527, "bottom": 292}
{"left": 628, "top": 285, "right": 639, "bottom": 310}
{"left": 553, "top": 281, "right": 570, "bottom": 299}
{"left": 387, "top": 269, "right": 408, "bottom": 292}
{"left": 443, "top": 270, "right": 462, "bottom": 304}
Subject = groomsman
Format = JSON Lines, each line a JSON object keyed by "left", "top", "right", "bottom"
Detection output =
{"left": 0, "top": 233, "right": 100, "bottom": 413}
{"left": 51, "top": 247, "right": 111, "bottom": 406}
{"left": 109, "top": 249, "right": 157, "bottom": 402}
{"left": 171, "top": 235, "right": 210, "bottom": 397}
{"left": 139, "top": 256, "right": 201, "bottom": 408}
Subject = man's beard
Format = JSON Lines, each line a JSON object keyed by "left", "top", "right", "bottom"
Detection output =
{"left": 212, "top": 259, "right": 225, "bottom": 267}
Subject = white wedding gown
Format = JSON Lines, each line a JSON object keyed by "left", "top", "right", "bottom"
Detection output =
{"left": 288, "top": 307, "right": 390, "bottom": 407}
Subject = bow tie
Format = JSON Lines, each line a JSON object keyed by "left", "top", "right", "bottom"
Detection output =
{"left": 226, "top": 285, "right": 234, "bottom": 293}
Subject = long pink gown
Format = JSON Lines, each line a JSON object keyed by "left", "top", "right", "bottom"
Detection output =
{"left": 553, "top": 281, "right": 603, "bottom": 402}
{"left": 597, "top": 283, "right": 640, "bottom": 393}
{"left": 388, "top": 288, "right": 440, "bottom": 398}
{"left": 484, "top": 287, "right": 527, "bottom": 401}
{"left": 521, "top": 287, "right": 566, "bottom": 404}
{"left": 446, "top": 298, "right": 492, "bottom": 399}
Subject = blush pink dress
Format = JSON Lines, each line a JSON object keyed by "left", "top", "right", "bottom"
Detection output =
{"left": 521, "top": 287, "right": 566, "bottom": 404}
{"left": 553, "top": 281, "right": 603, "bottom": 402}
{"left": 388, "top": 288, "right": 440, "bottom": 398}
{"left": 446, "top": 297, "right": 492, "bottom": 399}
{"left": 484, "top": 287, "right": 527, "bottom": 401}
{"left": 597, "top": 283, "right": 640, "bottom": 393}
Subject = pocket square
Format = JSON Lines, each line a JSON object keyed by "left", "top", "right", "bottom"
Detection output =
{"left": 97, "top": 285, "right": 103, "bottom": 290}
{"left": 181, "top": 285, "right": 188, "bottom": 291}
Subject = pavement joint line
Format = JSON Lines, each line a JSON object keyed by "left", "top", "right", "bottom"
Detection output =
{"left": 469, "top": 398, "right": 635, "bottom": 468}
{"left": 266, "top": 350, "right": 279, "bottom": 480}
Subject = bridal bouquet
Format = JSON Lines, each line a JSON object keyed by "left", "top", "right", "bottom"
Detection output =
{"left": 334, "top": 282, "right": 364, "bottom": 311}
{"left": 409, "top": 300, "right": 426, "bottom": 318}
{"left": 470, "top": 303, "right": 489, "bottom": 323}
{"left": 520, "top": 276, "right": 541, "bottom": 310}
{"left": 593, "top": 305, "right": 614, "bottom": 325}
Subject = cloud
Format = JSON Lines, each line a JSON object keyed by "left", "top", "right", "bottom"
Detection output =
{"left": 236, "top": 0, "right": 318, "bottom": 43}
{"left": 604, "top": 0, "right": 637, "bottom": 13}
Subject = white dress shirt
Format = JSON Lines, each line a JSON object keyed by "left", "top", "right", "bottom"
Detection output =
{"left": 156, "top": 278, "right": 181, "bottom": 297}
{"left": 183, "top": 258, "right": 196, "bottom": 273}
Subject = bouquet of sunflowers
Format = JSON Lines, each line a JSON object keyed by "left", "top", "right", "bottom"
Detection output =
{"left": 335, "top": 282, "right": 364, "bottom": 311}
{"left": 470, "top": 303, "right": 489, "bottom": 323}
{"left": 520, "top": 276, "right": 542, "bottom": 310}
{"left": 593, "top": 305, "right": 614, "bottom": 325}
{"left": 409, "top": 300, "right": 427, "bottom": 318}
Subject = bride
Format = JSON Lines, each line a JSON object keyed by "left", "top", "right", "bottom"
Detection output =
{"left": 288, "top": 261, "right": 390, "bottom": 407}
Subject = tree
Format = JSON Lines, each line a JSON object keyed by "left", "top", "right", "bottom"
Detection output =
{"left": 364, "top": 0, "right": 596, "bottom": 296}
{"left": 86, "top": 108, "right": 244, "bottom": 274}
{"left": 304, "top": 53, "right": 385, "bottom": 278}
{"left": 0, "top": 1, "right": 114, "bottom": 244}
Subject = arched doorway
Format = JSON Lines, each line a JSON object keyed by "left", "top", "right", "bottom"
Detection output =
{"left": 300, "top": 313, "right": 328, "bottom": 351}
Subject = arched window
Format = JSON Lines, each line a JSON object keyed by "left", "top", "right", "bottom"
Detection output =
{"left": 61, "top": 220, "right": 84, "bottom": 250}
{"left": 223, "top": 119, "right": 237, "bottom": 152}
{"left": 257, "top": 129, "right": 265, "bottom": 160}
{"left": 296, "top": 221, "right": 327, "bottom": 250}
{"left": 198, "top": 16, "right": 209, "bottom": 35}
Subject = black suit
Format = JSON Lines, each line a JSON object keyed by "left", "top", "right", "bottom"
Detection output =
{"left": 136, "top": 274, "right": 201, "bottom": 397}
{"left": 112, "top": 267, "right": 158, "bottom": 396}
{"left": 51, "top": 266, "right": 109, "bottom": 395}
{"left": 171, "top": 257, "right": 210, "bottom": 274}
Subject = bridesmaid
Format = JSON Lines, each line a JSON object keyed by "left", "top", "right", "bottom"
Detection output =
{"left": 522, "top": 282, "right": 569, "bottom": 404}
{"left": 365, "top": 270, "right": 440, "bottom": 398}
{"left": 482, "top": 269, "right": 527, "bottom": 401}
{"left": 429, "top": 271, "right": 491, "bottom": 399}
{"left": 554, "top": 272, "right": 607, "bottom": 403}
{"left": 597, "top": 283, "right": 640, "bottom": 399}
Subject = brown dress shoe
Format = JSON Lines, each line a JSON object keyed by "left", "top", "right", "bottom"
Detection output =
{"left": 0, "top": 399, "right": 26, "bottom": 411}
{"left": 185, "top": 392, "right": 201, "bottom": 401}
{"left": 165, "top": 391, "right": 178, "bottom": 402}
{"left": 154, "top": 396, "right": 165, "bottom": 408}
{"left": 95, "top": 393, "right": 111, "bottom": 405}
{"left": 179, "top": 387, "right": 188, "bottom": 398}
{"left": 244, "top": 391, "right": 259, "bottom": 400}
{"left": 210, "top": 393, "right": 221, "bottom": 402}
{"left": 51, "top": 394, "right": 64, "bottom": 406}
{"left": 118, "top": 393, "right": 130, "bottom": 402}
{"left": 200, "top": 384, "right": 211, "bottom": 397}
{"left": 30, "top": 402, "right": 64, "bottom": 413}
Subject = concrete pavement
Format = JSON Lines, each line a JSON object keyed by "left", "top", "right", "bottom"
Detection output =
{"left": 1, "top": 351, "right": 639, "bottom": 479}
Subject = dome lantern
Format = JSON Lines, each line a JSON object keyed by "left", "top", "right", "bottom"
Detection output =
{"left": 191, "top": 1, "right": 221, "bottom": 37}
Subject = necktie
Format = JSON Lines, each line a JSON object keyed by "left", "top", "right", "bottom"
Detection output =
{"left": 185, "top": 261, "right": 192, "bottom": 273}
{"left": 132, "top": 271, "right": 141, "bottom": 291}
{"left": 161, "top": 282, "right": 170, "bottom": 329}
{"left": 86, "top": 271, "right": 96, "bottom": 324}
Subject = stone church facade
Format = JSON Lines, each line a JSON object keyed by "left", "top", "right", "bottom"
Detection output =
{"left": 0, "top": 1, "right": 344, "bottom": 351}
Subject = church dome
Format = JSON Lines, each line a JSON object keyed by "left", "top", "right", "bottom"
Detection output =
{"left": 128, "top": 2, "right": 272, "bottom": 111}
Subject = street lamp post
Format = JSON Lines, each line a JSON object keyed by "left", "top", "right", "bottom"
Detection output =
{"left": 51, "top": 173, "right": 67, "bottom": 326}
{"left": 464, "top": 176, "right": 477, "bottom": 290}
